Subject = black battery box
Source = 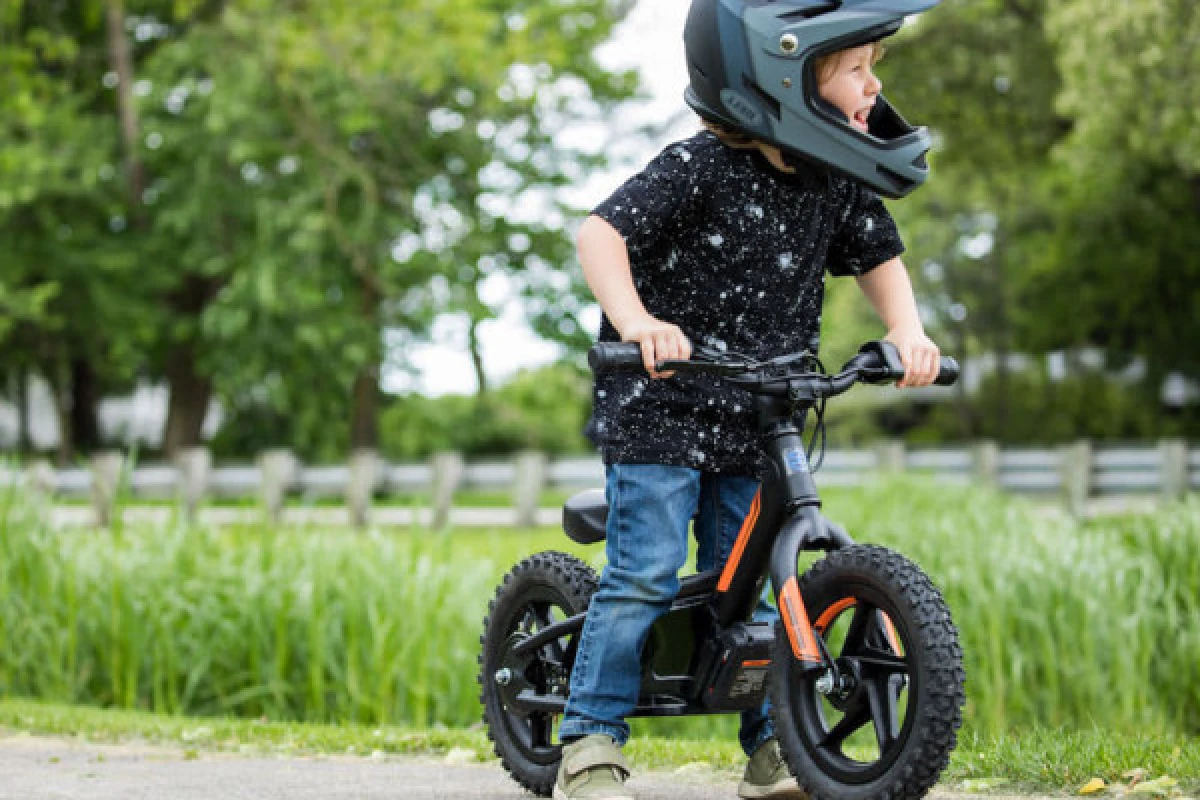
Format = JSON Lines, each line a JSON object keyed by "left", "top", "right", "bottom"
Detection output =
{"left": 694, "top": 621, "right": 775, "bottom": 710}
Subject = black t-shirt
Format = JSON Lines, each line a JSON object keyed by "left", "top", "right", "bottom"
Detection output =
{"left": 585, "top": 131, "right": 905, "bottom": 476}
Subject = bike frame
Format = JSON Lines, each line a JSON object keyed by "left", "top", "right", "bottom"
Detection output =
{"left": 509, "top": 392, "right": 854, "bottom": 719}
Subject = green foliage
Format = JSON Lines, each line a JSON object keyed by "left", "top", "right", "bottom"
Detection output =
{"left": 2, "top": 480, "right": 1198, "bottom": 739}
{"left": 909, "top": 367, "right": 1193, "bottom": 445}
{"left": 0, "top": 0, "right": 639, "bottom": 457}
{"left": 378, "top": 360, "right": 592, "bottom": 459}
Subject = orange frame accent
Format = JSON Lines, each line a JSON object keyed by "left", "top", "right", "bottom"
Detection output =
{"left": 717, "top": 489, "right": 761, "bottom": 592}
{"left": 813, "top": 597, "right": 902, "bottom": 654}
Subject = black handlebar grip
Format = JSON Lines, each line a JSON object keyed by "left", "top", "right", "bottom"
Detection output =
{"left": 588, "top": 342, "right": 646, "bottom": 373}
{"left": 935, "top": 357, "right": 960, "bottom": 386}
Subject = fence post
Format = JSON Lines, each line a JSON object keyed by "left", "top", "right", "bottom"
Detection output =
{"left": 972, "top": 440, "right": 1000, "bottom": 486}
{"left": 430, "top": 451, "right": 464, "bottom": 530}
{"left": 90, "top": 451, "right": 125, "bottom": 529}
{"left": 875, "top": 440, "right": 906, "bottom": 473}
{"left": 176, "top": 446, "right": 211, "bottom": 523}
{"left": 1059, "top": 440, "right": 1092, "bottom": 518}
{"left": 26, "top": 460, "right": 57, "bottom": 505}
{"left": 513, "top": 450, "right": 547, "bottom": 528}
{"left": 347, "top": 448, "right": 382, "bottom": 529}
{"left": 1159, "top": 438, "right": 1188, "bottom": 504}
{"left": 259, "top": 449, "right": 297, "bottom": 525}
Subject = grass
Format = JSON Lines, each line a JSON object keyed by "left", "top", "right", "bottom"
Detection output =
{"left": 1, "top": 477, "right": 1198, "bottom": 742}
{"left": 0, "top": 697, "right": 1196, "bottom": 792}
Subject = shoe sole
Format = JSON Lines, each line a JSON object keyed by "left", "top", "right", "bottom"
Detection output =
{"left": 553, "top": 784, "right": 635, "bottom": 800}
{"left": 737, "top": 778, "right": 809, "bottom": 800}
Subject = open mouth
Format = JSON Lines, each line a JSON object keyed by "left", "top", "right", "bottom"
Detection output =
{"left": 852, "top": 108, "right": 871, "bottom": 132}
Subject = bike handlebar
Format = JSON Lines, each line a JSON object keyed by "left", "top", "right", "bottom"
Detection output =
{"left": 589, "top": 340, "right": 959, "bottom": 401}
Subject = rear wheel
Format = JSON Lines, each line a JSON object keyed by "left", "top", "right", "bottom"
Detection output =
{"left": 479, "top": 551, "right": 597, "bottom": 796}
{"left": 769, "top": 545, "right": 965, "bottom": 800}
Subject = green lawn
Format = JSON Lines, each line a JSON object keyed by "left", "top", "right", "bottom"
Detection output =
{"left": 0, "top": 698, "right": 1196, "bottom": 793}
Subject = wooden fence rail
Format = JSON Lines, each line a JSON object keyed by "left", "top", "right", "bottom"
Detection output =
{"left": 1, "top": 439, "right": 1196, "bottom": 528}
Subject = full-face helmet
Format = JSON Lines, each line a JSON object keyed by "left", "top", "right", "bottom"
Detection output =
{"left": 684, "top": 0, "right": 940, "bottom": 198}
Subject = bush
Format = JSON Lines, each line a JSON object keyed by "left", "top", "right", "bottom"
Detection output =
{"left": 908, "top": 367, "right": 1194, "bottom": 444}
{"left": 379, "top": 360, "right": 593, "bottom": 460}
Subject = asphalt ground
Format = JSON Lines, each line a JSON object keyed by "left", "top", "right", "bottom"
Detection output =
{"left": 0, "top": 732, "right": 1057, "bottom": 800}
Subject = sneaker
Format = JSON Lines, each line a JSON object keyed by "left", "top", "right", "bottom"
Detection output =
{"left": 553, "top": 734, "right": 634, "bottom": 800}
{"left": 738, "top": 738, "right": 808, "bottom": 800}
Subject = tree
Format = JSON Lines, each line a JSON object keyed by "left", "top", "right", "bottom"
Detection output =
{"left": 878, "top": 0, "right": 1071, "bottom": 437}
{"left": 1029, "top": 0, "right": 1200, "bottom": 395}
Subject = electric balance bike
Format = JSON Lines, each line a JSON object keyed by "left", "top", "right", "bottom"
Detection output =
{"left": 479, "top": 340, "right": 966, "bottom": 800}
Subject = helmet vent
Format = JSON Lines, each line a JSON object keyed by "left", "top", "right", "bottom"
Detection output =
{"left": 777, "top": 2, "right": 841, "bottom": 21}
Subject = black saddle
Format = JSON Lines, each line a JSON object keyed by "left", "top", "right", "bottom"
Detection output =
{"left": 562, "top": 489, "right": 607, "bottom": 544}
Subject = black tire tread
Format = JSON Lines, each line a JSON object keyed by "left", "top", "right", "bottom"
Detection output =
{"left": 478, "top": 550, "right": 598, "bottom": 797}
{"left": 769, "top": 544, "right": 966, "bottom": 800}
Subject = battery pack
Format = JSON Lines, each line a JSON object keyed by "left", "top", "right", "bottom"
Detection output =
{"left": 695, "top": 621, "right": 775, "bottom": 710}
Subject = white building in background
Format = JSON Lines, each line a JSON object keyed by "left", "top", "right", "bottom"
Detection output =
{"left": 0, "top": 373, "right": 222, "bottom": 451}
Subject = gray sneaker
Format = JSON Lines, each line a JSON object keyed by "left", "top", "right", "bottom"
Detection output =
{"left": 553, "top": 734, "right": 634, "bottom": 800}
{"left": 738, "top": 738, "right": 809, "bottom": 800}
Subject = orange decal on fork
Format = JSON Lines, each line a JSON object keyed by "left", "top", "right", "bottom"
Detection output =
{"left": 779, "top": 577, "right": 823, "bottom": 663}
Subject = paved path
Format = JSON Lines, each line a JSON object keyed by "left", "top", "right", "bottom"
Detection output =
{"left": 0, "top": 732, "right": 1054, "bottom": 800}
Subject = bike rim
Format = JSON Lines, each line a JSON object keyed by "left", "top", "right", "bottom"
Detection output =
{"left": 491, "top": 588, "right": 577, "bottom": 766}
{"left": 789, "top": 583, "right": 917, "bottom": 784}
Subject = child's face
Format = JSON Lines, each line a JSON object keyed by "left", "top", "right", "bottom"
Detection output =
{"left": 816, "top": 45, "right": 883, "bottom": 134}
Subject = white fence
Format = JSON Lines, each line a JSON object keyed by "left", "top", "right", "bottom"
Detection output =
{"left": 1, "top": 440, "right": 1197, "bottom": 528}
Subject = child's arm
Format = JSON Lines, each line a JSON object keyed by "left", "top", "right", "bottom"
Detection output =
{"left": 577, "top": 214, "right": 691, "bottom": 379}
{"left": 854, "top": 257, "right": 940, "bottom": 388}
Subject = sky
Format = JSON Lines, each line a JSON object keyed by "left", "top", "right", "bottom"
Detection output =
{"left": 384, "top": 0, "right": 695, "bottom": 396}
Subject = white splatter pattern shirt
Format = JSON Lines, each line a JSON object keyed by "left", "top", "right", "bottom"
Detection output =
{"left": 586, "top": 132, "right": 904, "bottom": 476}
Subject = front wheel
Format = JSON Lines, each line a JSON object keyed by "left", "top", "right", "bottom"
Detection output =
{"left": 769, "top": 545, "right": 965, "bottom": 800}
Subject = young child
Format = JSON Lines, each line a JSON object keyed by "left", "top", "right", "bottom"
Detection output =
{"left": 554, "top": 2, "right": 943, "bottom": 799}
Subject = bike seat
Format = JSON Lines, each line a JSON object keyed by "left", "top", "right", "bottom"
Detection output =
{"left": 563, "top": 489, "right": 607, "bottom": 544}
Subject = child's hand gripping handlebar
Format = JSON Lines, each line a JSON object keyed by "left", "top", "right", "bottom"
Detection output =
{"left": 589, "top": 339, "right": 959, "bottom": 398}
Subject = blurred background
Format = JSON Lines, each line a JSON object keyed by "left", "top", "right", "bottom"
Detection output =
{"left": 3, "top": 0, "right": 1198, "bottom": 468}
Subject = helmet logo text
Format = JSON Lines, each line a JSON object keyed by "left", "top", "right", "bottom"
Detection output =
{"left": 720, "top": 89, "right": 763, "bottom": 128}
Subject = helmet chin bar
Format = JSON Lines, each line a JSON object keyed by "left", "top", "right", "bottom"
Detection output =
{"left": 866, "top": 95, "right": 919, "bottom": 142}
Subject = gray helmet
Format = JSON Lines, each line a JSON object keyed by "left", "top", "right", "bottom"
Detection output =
{"left": 684, "top": 0, "right": 940, "bottom": 198}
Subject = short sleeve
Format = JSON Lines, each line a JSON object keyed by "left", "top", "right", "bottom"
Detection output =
{"left": 825, "top": 184, "right": 905, "bottom": 278}
{"left": 592, "top": 139, "right": 712, "bottom": 260}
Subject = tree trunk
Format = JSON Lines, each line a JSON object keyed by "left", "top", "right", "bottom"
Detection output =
{"left": 467, "top": 316, "right": 489, "bottom": 397}
{"left": 162, "top": 275, "right": 223, "bottom": 458}
{"left": 48, "top": 358, "right": 73, "bottom": 466}
{"left": 162, "top": 341, "right": 212, "bottom": 458}
{"left": 69, "top": 358, "right": 101, "bottom": 453}
{"left": 105, "top": 0, "right": 146, "bottom": 213}
{"left": 349, "top": 369, "right": 379, "bottom": 449}
{"left": 349, "top": 283, "right": 382, "bottom": 450}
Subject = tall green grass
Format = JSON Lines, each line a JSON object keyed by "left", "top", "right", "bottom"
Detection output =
{"left": 0, "top": 478, "right": 1196, "bottom": 737}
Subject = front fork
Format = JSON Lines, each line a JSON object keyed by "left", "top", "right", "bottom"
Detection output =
{"left": 769, "top": 504, "right": 854, "bottom": 669}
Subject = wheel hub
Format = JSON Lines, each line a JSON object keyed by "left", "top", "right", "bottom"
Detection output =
{"left": 826, "top": 657, "right": 863, "bottom": 712}
{"left": 496, "top": 632, "right": 537, "bottom": 710}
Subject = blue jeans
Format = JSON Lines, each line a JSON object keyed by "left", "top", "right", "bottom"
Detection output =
{"left": 558, "top": 463, "right": 777, "bottom": 756}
